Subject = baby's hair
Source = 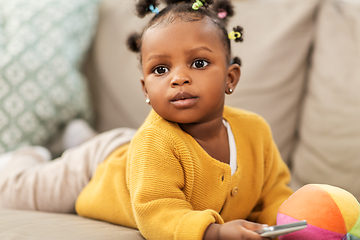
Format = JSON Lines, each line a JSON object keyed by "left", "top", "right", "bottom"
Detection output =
{"left": 126, "top": 0, "right": 243, "bottom": 66}
{"left": 212, "top": 0, "right": 234, "bottom": 24}
{"left": 136, "top": 0, "right": 162, "bottom": 17}
{"left": 232, "top": 26, "right": 244, "bottom": 42}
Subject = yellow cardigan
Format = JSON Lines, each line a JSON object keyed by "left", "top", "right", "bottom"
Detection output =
{"left": 76, "top": 106, "right": 293, "bottom": 240}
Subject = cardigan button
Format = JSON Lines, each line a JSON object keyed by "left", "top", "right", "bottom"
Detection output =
{"left": 231, "top": 187, "right": 238, "bottom": 196}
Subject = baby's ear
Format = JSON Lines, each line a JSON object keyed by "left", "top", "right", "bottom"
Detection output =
{"left": 141, "top": 78, "right": 148, "bottom": 98}
{"left": 226, "top": 64, "right": 241, "bottom": 93}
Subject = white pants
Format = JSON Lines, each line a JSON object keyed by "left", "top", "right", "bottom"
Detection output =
{"left": 0, "top": 128, "right": 136, "bottom": 213}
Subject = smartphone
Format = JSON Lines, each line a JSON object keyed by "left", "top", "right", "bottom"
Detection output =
{"left": 255, "top": 220, "right": 307, "bottom": 238}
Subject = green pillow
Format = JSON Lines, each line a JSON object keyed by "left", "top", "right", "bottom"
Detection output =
{"left": 0, "top": 0, "right": 99, "bottom": 153}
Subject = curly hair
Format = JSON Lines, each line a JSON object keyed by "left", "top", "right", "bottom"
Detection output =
{"left": 127, "top": 0, "right": 242, "bottom": 66}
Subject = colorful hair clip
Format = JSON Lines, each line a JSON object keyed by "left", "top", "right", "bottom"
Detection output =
{"left": 192, "top": 0, "right": 204, "bottom": 10}
{"left": 228, "top": 26, "right": 244, "bottom": 42}
{"left": 218, "top": 9, "right": 227, "bottom": 19}
{"left": 228, "top": 31, "right": 241, "bottom": 40}
{"left": 149, "top": 5, "right": 159, "bottom": 14}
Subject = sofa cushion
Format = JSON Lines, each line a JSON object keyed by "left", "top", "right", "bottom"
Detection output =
{"left": 225, "top": 0, "right": 320, "bottom": 164}
{"left": 0, "top": 0, "right": 98, "bottom": 154}
{"left": 291, "top": 0, "right": 360, "bottom": 200}
{"left": 0, "top": 208, "right": 143, "bottom": 240}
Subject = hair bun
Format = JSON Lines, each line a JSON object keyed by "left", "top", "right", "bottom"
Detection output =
{"left": 127, "top": 32, "right": 142, "bottom": 53}
{"left": 233, "top": 26, "right": 244, "bottom": 42}
{"left": 136, "top": 0, "right": 159, "bottom": 18}
{"left": 231, "top": 56, "right": 241, "bottom": 66}
{"left": 212, "top": 0, "right": 234, "bottom": 22}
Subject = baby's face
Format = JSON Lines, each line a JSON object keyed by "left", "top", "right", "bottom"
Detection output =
{"left": 141, "top": 18, "right": 233, "bottom": 124}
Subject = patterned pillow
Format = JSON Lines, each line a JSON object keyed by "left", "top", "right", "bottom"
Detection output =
{"left": 0, "top": 0, "right": 99, "bottom": 153}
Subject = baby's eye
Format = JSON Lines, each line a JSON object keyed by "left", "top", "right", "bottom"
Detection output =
{"left": 192, "top": 59, "right": 209, "bottom": 69}
{"left": 153, "top": 66, "right": 169, "bottom": 75}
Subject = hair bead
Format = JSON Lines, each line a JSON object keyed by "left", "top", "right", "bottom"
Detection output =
{"left": 218, "top": 9, "right": 227, "bottom": 19}
{"left": 191, "top": 0, "right": 214, "bottom": 10}
{"left": 136, "top": 0, "right": 159, "bottom": 18}
{"left": 212, "top": 0, "right": 234, "bottom": 21}
{"left": 149, "top": 5, "right": 159, "bottom": 14}
{"left": 192, "top": 0, "right": 205, "bottom": 10}
{"left": 228, "top": 31, "right": 241, "bottom": 40}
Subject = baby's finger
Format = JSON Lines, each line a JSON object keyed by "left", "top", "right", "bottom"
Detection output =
{"left": 241, "top": 221, "right": 268, "bottom": 231}
{"left": 242, "top": 227, "right": 269, "bottom": 239}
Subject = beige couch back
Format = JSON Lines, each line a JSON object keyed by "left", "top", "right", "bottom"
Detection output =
{"left": 83, "top": 0, "right": 152, "bottom": 132}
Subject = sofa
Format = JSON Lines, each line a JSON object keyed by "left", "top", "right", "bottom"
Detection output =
{"left": 1, "top": 0, "right": 360, "bottom": 239}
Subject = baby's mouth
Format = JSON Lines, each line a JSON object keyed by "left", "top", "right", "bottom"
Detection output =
{"left": 170, "top": 92, "right": 198, "bottom": 108}
{"left": 171, "top": 92, "right": 197, "bottom": 101}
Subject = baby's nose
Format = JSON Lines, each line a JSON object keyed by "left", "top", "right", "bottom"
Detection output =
{"left": 170, "top": 76, "right": 192, "bottom": 87}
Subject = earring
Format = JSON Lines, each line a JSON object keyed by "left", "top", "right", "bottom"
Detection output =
{"left": 145, "top": 98, "right": 151, "bottom": 104}
{"left": 228, "top": 88, "right": 233, "bottom": 93}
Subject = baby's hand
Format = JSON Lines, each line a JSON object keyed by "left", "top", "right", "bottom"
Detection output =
{"left": 219, "top": 220, "right": 270, "bottom": 240}
{"left": 204, "top": 220, "right": 270, "bottom": 240}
